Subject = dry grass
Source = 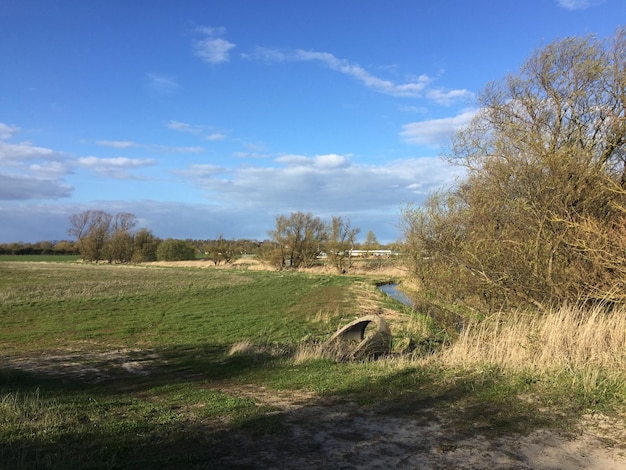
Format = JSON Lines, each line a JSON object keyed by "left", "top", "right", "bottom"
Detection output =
{"left": 292, "top": 342, "right": 332, "bottom": 364}
{"left": 228, "top": 340, "right": 294, "bottom": 358}
{"left": 310, "top": 307, "right": 339, "bottom": 325}
{"left": 439, "top": 303, "right": 626, "bottom": 378}
{"left": 292, "top": 301, "right": 626, "bottom": 399}
{"left": 291, "top": 338, "right": 371, "bottom": 364}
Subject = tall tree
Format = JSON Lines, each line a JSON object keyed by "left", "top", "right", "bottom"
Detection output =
{"left": 268, "top": 212, "right": 326, "bottom": 269}
{"left": 104, "top": 213, "right": 138, "bottom": 263}
{"left": 324, "top": 216, "right": 360, "bottom": 272}
{"left": 69, "top": 211, "right": 141, "bottom": 263}
{"left": 132, "top": 228, "right": 159, "bottom": 262}
{"left": 68, "top": 210, "right": 113, "bottom": 262}
{"left": 362, "top": 230, "right": 379, "bottom": 254}
{"left": 204, "top": 235, "right": 236, "bottom": 265}
{"left": 402, "top": 28, "right": 626, "bottom": 311}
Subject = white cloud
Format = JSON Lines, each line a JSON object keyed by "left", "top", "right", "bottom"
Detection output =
{"left": 400, "top": 109, "right": 478, "bottom": 146}
{"left": 78, "top": 157, "right": 154, "bottom": 168}
{"left": 193, "top": 26, "right": 235, "bottom": 64}
{"left": 146, "top": 73, "right": 180, "bottom": 94}
{"left": 0, "top": 130, "right": 73, "bottom": 200}
{"left": 166, "top": 120, "right": 226, "bottom": 142}
{"left": 293, "top": 49, "right": 432, "bottom": 97}
{"left": 77, "top": 156, "right": 155, "bottom": 178}
{"left": 179, "top": 163, "right": 225, "bottom": 178}
{"left": 177, "top": 153, "right": 462, "bottom": 214}
{"left": 167, "top": 120, "right": 200, "bottom": 133}
{"left": 0, "top": 174, "right": 72, "bottom": 201}
{"left": 0, "top": 123, "right": 19, "bottom": 140}
{"left": 0, "top": 154, "right": 465, "bottom": 242}
{"left": 95, "top": 137, "right": 204, "bottom": 153}
{"left": 0, "top": 140, "right": 59, "bottom": 163}
{"left": 234, "top": 151, "right": 272, "bottom": 159}
{"left": 96, "top": 140, "right": 137, "bottom": 149}
{"left": 28, "top": 161, "right": 70, "bottom": 178}
{"left": 556, "top": 0, "right": 604, "bottom": 10}
{"left": 195, "top": 26, "right": 226, "bottom": 37}
{"left": 247, "top": 47, "right": 471, "bottom": 103}
{"left": 274, "top": 153, "right": 351, "bottom": 169}
{"left": 250, "top": 47, "right": 433, "bottom": 98}
{"left": 426, "top": 88, "right": 474, "bottom": 106}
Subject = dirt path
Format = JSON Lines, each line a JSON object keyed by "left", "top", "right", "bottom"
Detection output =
{"left": 215, "top": 384, "right": 626, "bottom": 470}
{"left": 4, "top": 347, "right": 625, "bottom": 469}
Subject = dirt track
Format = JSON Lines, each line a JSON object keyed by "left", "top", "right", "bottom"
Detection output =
{"left": 4, "top": 351, "right": 626, "bottom": 469}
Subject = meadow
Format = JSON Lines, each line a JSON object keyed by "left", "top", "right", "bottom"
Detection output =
{"left": 1, "top": 261, "right": 625, "bottom": 468}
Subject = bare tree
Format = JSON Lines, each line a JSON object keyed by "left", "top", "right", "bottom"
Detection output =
{"left": 104, "top": 213, "right": 138, "bottom": 263}
{"left": 67, "top": 211, "right": 92, "bottom": 244}
{"left": 112, "top": 212, "right": 137, "bottom": 233}
{"left": 403, "top": 27, "right": 626, "bottom": 311}
{"left": 362, "top": 230, "right": 379, "bottom": 256}
{"left": 204, "top": 235, "right": 237, "bottom": 265}
{"left": 324, "top": 216, "right": 360, "bottom": 273}
{"left": 268, "top": 212, "right": 326, "bottom": 269}
{"left": 68, "top": 210, "right": 113, "bottom": 262}
{"left": 69, "top": 210, "right": 140, "bottom": 263}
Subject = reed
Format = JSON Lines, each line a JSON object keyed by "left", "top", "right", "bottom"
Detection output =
{"left": 439, "top": 303, "right": 626, "bottom": 382}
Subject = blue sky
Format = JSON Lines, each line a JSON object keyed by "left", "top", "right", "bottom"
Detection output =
{"left": 1, "top": 0, "right": 624, "bottom": 243}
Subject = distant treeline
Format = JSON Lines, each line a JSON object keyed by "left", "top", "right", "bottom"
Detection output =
{"left": 0, "top": 237, "right": 268, "bottom": 260}
{"left": 1, "top": 210, "right": 396, "bottom": 266}
{"left": 1, "top": 235, "right": 396, "bottom": 262}
{"left": 0, "top": 238, "right": 397, "bottom": 257}
{"left": 0, "top": 240, "right": 77, "bottom": 256}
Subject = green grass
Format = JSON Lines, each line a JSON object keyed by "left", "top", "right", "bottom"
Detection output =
{"left": 0, "top": 261, "right": 382, "bottom": 468}
{"left": 0, "top": 263, "right": 356, "bottom": 352}
{"left": 0, "top": 261, "right": 624, "bottom": 469}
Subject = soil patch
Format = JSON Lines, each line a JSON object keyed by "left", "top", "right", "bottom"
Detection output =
{"left": 3, "top": 350, "right": 625, "bottom": 469}
{"left": 214, "top": 383, "right": 626, "bottom": 469}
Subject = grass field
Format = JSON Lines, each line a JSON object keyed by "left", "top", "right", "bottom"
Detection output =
{"left": 1, "top": 261, "right": 625, "bottom": 468}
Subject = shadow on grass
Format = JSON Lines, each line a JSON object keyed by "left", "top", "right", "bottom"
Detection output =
{"left": 0, "top": 349, "right": 579, "bottom": 469}
{"left": 0, "top": 343, "right": 280, "bottom": 393}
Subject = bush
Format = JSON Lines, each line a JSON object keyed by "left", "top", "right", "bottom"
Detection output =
{"left": 156, "top": 239, "right": 196, "bottom": 261}
{"left": 402, "top": 28, "right": 626, "bottom": 312}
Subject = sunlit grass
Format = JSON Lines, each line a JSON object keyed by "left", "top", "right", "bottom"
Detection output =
{"left": 0, "top": 262, "right": 358, "bottom": 353}
{"left": 441, "top": 303, "right": 626, "bottom": 373}
{"left": 1, "top": 261, "right": 625, "bottom": 468}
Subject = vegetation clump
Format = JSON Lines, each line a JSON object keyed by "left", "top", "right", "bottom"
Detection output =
{"left": 402, "top": 27, "right": 626, "bottom": 312}
{"left": 156, "top": 238, "right": 197, "bottom": 261}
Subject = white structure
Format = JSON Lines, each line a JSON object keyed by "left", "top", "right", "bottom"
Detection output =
{"left": 348, "top": 250, "right": 400, "bottom": 257}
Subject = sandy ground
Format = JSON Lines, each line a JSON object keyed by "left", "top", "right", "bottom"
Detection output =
{"left": 217, "top": 386, "right": 626, "bottom": 470}
{"left": 4, "top": 350, "right": 625, "bottom": 469}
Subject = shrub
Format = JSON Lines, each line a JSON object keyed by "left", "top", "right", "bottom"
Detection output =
{"left": 156, "top": 238, "right": 196, "bottom": 261}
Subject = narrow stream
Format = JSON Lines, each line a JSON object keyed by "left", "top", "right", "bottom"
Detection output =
{"left": 377, "top": 283, "right": 414, "bottom": 308}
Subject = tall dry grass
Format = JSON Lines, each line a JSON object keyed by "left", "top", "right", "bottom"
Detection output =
{"left": 440, "top": 303, "right": 626, "bottom": 377}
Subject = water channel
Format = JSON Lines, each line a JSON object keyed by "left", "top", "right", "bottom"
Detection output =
{"left": 377, "top": 283, "right": 414, "bottom": 308}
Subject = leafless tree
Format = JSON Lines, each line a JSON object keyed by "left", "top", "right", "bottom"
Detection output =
{"left": 402, "top": 27, "right": 626, "bottom": 311}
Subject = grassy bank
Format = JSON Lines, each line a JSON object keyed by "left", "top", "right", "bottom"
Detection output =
{"left": 1, "top": 262, "right": 624, "bottom": 468}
